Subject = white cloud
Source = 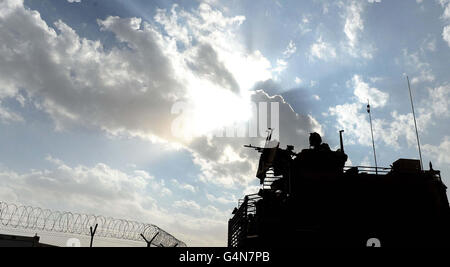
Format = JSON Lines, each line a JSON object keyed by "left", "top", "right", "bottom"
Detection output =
{"left": 0, "top": 2, "right": 326, "bottom": 249}
{"left": 373, "top": 84, "right": 446, "bottom": 149}
{"left": 188, "top": 90, "right": 322, "bottom": 188}
{"left": 0, "top": 103, "right": 23, "bottom": 122}
{"left": 344, "top": 1, "right": 364, "bottom": 48}
{"left": 401, "top": 49, "right": 435, "bottom": 85}
{"left": 322, "top": 2, "right": 330, "bottom": 14}
{"left": 440, "top": 0, "right": 450, "bottom": 20}
{"left": 443, "top": 25, "right": 450, "bottom": 47}
{"left": 272, "top": 41, "right": 296, "bottom": 77}
{"left": 422, "top": 84, "right": 450, "bottom": 117}
{"left": 423, "top": 137, "right": 450, "bottom": 164}
{"left": 173, "top": 199, "right": 201, "bottom": 211}
{"left": 0, "top": 0, "right": 322, "bottom": 202}
{"left": 368, "top": 0, "right": 381, "bottom": 3}
{"left": 383, "top": 111, "right": 419, "bottom": 148}
{"left": 67, "top": 0, "right": 81, "bottom": 3}
{"left": 328, "top": 101, "right": 416, "bottom": 149}
{"left": 273, "top": 58, "right": 288, "bottom": 74}
{"left": 329, "top": 76, "right": 448, "bottom": 150}
{"left": 206, "top": 193, "right": 237, "bottom": 205}
{"left": 329, "top": 102, "right": 372, "bottom": 146}
{"left": 309, "top": 36, "right": 337, "bottom": 61}
{"left": 422, "top": 36, "right": 436, "bottom": 52}
{"left": 283, "top": 40, "right": 297, "bottom": 58}
{"left": 411, "top": 71, "right": 435, "bottom": 84}
{"left": 439, "top": 0, "right": 450, "bottom": 47}
{"left": 329, "top": 75, "right": 401, "bottom": 148}
{"left": 171, "top": 179, "right": 197, "bottom": 193}
{"left": 0, "top": 155, "right": 232, "bottom": 246}
{"left": 340, "top": 1, "right": 374, "bottom": 59}
{"left": 299, "top": 14, "right": 312, "bottom": 35}
{"left": 369, "top": 77, "right": 383, "bottom": 83}
{"left": 0, "top": 0, "right": 274, "bottom": 143}
{"left": 295, "top": 77, "right": 302, "bottom": 85}
{"left": 351, "top": 75, "right": 389, "bottom": 108}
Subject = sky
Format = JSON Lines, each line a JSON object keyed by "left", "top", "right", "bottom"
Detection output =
{"left": 0, "top": 0, "right": 449, "bottom": 247}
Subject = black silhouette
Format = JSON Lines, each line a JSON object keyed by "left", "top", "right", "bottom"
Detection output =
{"left": 141, "top": 232, "right": 159, "bottom": 247}
{"left": 229, "top": 131, "right": 450, "bottom": 247}
{"left": 89, "top": 223, "right": 98, "bottom": 248}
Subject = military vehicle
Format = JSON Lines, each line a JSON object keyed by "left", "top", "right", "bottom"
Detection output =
{"left": 228, "top": 130, "right": 450, "bottom": 247}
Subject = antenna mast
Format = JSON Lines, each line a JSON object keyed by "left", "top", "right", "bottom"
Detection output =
{"left": 367, "top": 100, "right": 378, "bottom": 175}
{"left": 407, "top": 76, "right": 423, "bottom": 171}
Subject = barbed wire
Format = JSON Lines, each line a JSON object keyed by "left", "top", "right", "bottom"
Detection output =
{"left": 0, "top": 201, "right": 186, "bottom": 247}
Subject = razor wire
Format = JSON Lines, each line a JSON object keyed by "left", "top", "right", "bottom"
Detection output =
{"left": 0, "top": 201, "right": 186, "bottom": 247}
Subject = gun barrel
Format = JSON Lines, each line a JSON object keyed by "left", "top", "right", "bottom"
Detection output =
{"left": 244, "top": 144, "right": 264, "bottom": 152}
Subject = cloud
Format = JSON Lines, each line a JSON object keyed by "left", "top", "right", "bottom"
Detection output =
{"left": 299, "top": 14, "right": 312, "bottom": 35}
{"left": 376, "top": 84, "right": 448, "bottom": 149}
{"left": 173, "top": 199, "right": 201, "bottom": 211}
{"left": 171, "top": 179, "right": 197, "bottom": 193}
{"left": 67, "top": 0, "right": 81, "bottom": 3}
{"left": 187, "top": 90, "right": 322, "bottom": 188}
{"left": 439, "top": 0, "right": 450, "bottom": 47}
{"left": 0, "top": 103, "right": 23, "bottom": 122}
{"left": 187, "top": 43, "right": 241, "bottom": 93}
{"left": 0, "top": 155, "right": 231, "bottom": 246}
{"left": 421, "top": 84, "right": 450, "bottom": 117}
{"left": 440, "top": 0, "right": 450, "bottom": 20}
{"left": 443, "top": 25, "right": 450, "bottom": 47}
{"left": 423, "top": 136, "right": 450, "bottom": 164}
{"left": 329, "top": 76, "right": 448, "bottom": 149}
{"left": 328, "top": 99, "right": 417, "bottom": 149}
{"left": 273, "top": 58, "right": 288, "bottom": 74}
{"left": 0, "top": 0, "right": 275, "bottom": 143}
{"left": 341, "top": 0, "right": 374, "bottom": 59}
{"left": 351, "top": 75, "right": 389, "bottom": 108}
{"left": 206, "top": 193, "right": 237, "bottom": 205}
{"left": 271, "top": 41, "right": 296, "bottom": 77}
{"left": 283, "top": 40, "right": 297, "bottom": 58}
{"left": 401, "top": 49, "right": 435, "bottom": 85}
{"left": 329, "top": 102, "right": 372, "bottom": 146}
{"left": 421, "top": 36, "right": 436, "bottom": 52}
{"left": 0, "top": 0, "right": 323, "bottom": 220}
{"left": 344, "top": 1, "right": 364, "bottom": 48}
{"left": 309, "top": 36, "right": 337, "bottom": 61}
{"left": 328, "top": 75, "right": 392, "bottom": 147}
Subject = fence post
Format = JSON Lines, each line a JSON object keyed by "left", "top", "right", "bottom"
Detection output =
{"left": 89, "top": 223, "right": 98, "bottom": 247}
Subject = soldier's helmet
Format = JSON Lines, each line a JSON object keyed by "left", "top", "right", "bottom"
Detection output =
{"left": 309, "top": 132, "right": 322, "bottom": 148}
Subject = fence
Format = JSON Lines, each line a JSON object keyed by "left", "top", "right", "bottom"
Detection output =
{"left": 0, "top": 201, "right": 185, "bottom": 247}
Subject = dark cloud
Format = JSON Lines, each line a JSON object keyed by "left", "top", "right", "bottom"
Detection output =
{"left": 187, "top": 43, "right": 240, "bottom": 93}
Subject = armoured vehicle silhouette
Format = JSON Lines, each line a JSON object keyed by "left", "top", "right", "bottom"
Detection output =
{"left": 228, "top": 130, "right": 450, "bottom": 247}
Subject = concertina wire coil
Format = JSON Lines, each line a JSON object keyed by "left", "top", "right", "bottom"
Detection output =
{"left": 0, "top": 201, "right": 186, "bottom": 247}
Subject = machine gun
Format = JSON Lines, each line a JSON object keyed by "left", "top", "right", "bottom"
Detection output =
{"left": 243, "top": 129, "right": 296, "bottom": 182}
{"left": 244, "top": 144, "right": 265, "bottom": 152}
{"left": 244, "top": 128, "right": 279, "bottom": 152}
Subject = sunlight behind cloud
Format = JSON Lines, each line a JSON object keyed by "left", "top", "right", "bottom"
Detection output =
{"left": 181, "top": 79, "right": 253, "bottom": 140}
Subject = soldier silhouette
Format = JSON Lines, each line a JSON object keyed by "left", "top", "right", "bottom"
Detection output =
{"left": 309, "top": 132, "right": 330, "bottom": 151}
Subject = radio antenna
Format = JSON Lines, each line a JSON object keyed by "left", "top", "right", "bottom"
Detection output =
{"left": 407, "top": 76, "right": 423, "bottom": 171}
{"left": 367, "top": 100, "right": 378, "bottom": 175}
